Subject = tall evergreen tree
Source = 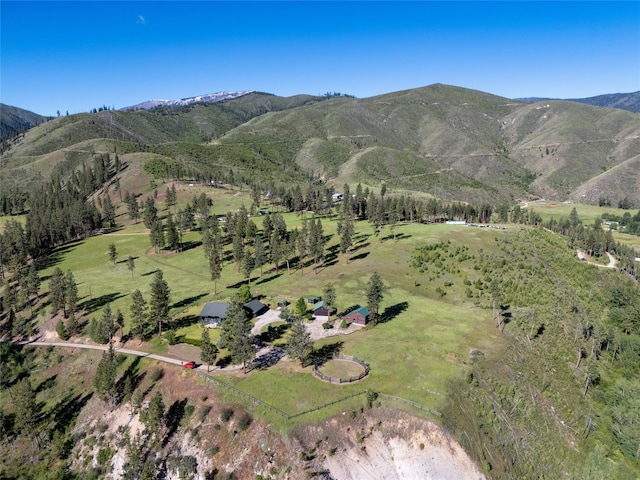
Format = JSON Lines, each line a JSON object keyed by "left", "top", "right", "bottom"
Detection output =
{"left": 366, "top": 272, "right": 386, "bottom": 327}
{"left": 103, "top": 194, "right": 115, "bottom": 228}
{"left": 200, "top": 327, "right": 218, "bottom": 372}
{"left": 165, "top": 213, "right": 179, "bottom": 251}
{"left": 130, "top": 289, "right": 149, "bottom": 342}
{"left": 49, "top": 267, "right": 66, "bottom": 317}
{"left": 149, "top": 270, "right": 171, "bottom": 337}
{"left": 286, "top": 320, "right": 312, "bottom": 367}
{"left": 254, "top": 235, "right": 266, "bottom": 277}
{"left": 127, "top": 255, "right": 136, "bottom": 278}
{"left": 150, "top": 219, "right": 165, "bottom": 253}
{"left": 94, "top": 342, "right": 117, "bottom": 404}
{"left": 64, "top": 270, "right": 78, "bottom": 318}
{"left": 143, "top": 197, "right": 158, "bottom": 229}
{"left": 108, "top": 242, "right": 118, "bottom": 265}
{"left": 220, "top": 296, "right": 254, "bottom": 373}
{"left": 322, "top": 282, "right": 336, "bottom": 322}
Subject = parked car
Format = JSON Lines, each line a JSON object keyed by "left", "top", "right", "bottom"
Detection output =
{"left": 184, "top": 361, "right": 196, "bottom": 369}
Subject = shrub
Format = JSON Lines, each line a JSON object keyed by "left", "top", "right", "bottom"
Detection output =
{"left": 237, "top": 412, "right": 252, "bottom": 431}
{"left": 164, "top": 330, "right": 177, "bottom": 345}
{"left": 340, "top": 319, "right": 350, "bottom": 329}
{"left": 149, "top": 367, "right": 164, "bottom": 382}
{"left": 322, "top": 322, "right": 333, "bottom": 330}
{"left": 220, "top": 407, "right": 234, "bottom": 422}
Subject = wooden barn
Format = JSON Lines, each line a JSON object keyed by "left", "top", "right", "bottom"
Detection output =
{"left": 345, "top": 306, "right": 369, "bottom": 326}
{"left": 312, "top": 301, "right": 330, "bottom": 318}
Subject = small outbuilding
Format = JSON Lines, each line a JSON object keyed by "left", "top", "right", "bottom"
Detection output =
{"left": 312, "top": 301, "right": 330, "bottom": 318}
{"left": 244, "top": 299, "right": 269, "bottom": 318}
{"left": 199, "top": 302, "right": 229, "bottom": 327}
{"left": 277, "top": 299, "right": 290, "bottom": 309}
{"left": 345, "top": 306, "right": 369, "bottom": 326}
{"left": 307, "top": 295, "right": 321, "bottom": 305}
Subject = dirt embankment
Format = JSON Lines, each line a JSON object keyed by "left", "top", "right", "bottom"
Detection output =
{"left": 294, "top": 407, "right": 485, "bottom": 480}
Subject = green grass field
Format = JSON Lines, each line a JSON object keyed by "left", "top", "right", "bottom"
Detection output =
{"left": 40, "top": 183, "right": 637, "bottom": 428}
{"left": 35, "top": 180, "right": 511, "bottom": 428}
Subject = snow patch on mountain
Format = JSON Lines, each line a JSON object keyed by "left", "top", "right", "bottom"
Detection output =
{"left": 121, "top": 91, "right": 253, "bottom": 111}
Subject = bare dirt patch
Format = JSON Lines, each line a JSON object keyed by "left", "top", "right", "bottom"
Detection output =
{"left": 295, "top": 407, "right": 485, "bottom": 480}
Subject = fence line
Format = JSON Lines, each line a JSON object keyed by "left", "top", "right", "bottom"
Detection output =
{"left": 195, "top": 371, "right": 291, "bottom": 419}
{"left": 377, "top": 393, "right": 442, "bottom": 418}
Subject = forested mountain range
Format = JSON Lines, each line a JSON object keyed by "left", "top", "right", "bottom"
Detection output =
{"left": 2, "top": 84, "right": 639, "bottom": 209}
{"left": 519, "top": 90, "right": 640, "bottom": 114}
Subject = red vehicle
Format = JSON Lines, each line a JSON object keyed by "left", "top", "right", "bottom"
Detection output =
{"left": 184, "top": 361, "right": 196, "bottom": 369}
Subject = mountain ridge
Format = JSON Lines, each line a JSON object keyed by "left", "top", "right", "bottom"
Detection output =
{"left": 518, "top": 90, "right": 640, "bottom": 114}
{"left": 120, "top": 90, "right": 254, "bottom": 111}
{"left": 2, "top": 84, "right": 640, "bottom": 206}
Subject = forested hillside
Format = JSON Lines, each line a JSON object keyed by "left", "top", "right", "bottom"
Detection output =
{"left": 2, "top": 85, "right": 640, "bottom": 208}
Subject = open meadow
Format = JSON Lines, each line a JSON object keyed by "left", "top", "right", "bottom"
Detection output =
{"left": 32, "top": 182, "right": 514, "bottom": 426}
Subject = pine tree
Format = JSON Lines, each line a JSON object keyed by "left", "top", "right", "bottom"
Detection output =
{"left": 220, "top": 296, "right": 254, "bottom": 373}
{"left": 130, "top": 289, "right": 148, "bottom": 342}
{"left": 165, "top": 213, "right": 179, "bottom": 251}
{"left": 322, "top": 282, "right": 336, "bottom": 322}
{"left": 242, "top": 249, "right": 255, "bottom": 285}
{"left": 25, "top": 264, "right": 40, "bottom": 308}
{"left": 12, "top": 378, "right": 40, "bottom": 440}
{"left": 286, "top": 320, "right": 312, "bottom": 367}
{"left": 108, "top": 243, "right": 117, "bottom": 265}
{"left": 144, "top": 391, "right": 165, "bottom": 446}
{"left": 103, "top": 194, "right": 116, "bottom": 228}
{"left": 200, "top": 327, "right": 218, "bottom": 372}
{"left": 127, "top": 255, "right": 136, "bottom": 278}
{"left": 49, "top": 267, "right": 66, "bottom": 317}
{"left": 366, "top": 272, "right": 386, "bottom": 327}
{"left": 150, "top": 219, "right": 165, "bottom": 253}
{"left": 310, "top": 218, "right": 325, "bottom": 274}
{"left": 254, "top": 235, "right": 266, "bottom": 277}
{"left": 143, "top": 197, "right": 158, "bottom": 229}
{"left": 64, "top": 270, "right": 78, "bottom": 318}
{"left": 94, "top": 342, "right": 117, "bottom": 404}
{"left": 149, "top": 270, "right": 170, "bottom": 337}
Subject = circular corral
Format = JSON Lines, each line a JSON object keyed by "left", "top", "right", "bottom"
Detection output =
{"left": 313, "top": 355, "right": 369, "bottom": 384}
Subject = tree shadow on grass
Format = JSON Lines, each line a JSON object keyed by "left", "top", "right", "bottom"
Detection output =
{"left": 260, "top": 323, "right": 289, "bottom": 343}
{"left": 35, "top": 374, "right": 57, "bottom": 394}
{"left": 178, "top": 240, "right": 202, "bottom": 253}
{"left": 378, "top": 302, "right": 409, "bottom": 324}
{"left": 78, "top": 292, "right": 125, "bottom": 314}
{"left": 255, "top": 272, "right": 283, "bottom": 286}
{"left": 141, "top": 268, "right": 162, "bottom": 277}
{"left": 350, "top": 251, "right": 370, "bottom": 262}
{"left": 309, "top": 341, "right": 344, "bottom": 366}
{"left": 36, "top": 241, "right": 83, "bottom": 275}
{"left": 169, "top": 315, "right": 200, "bottom": 331}
{"left": 117, "top": 256, "right": 139, "bottom": 264}
{"left": 171, "top": 293, "right": 207, "bottom": 310}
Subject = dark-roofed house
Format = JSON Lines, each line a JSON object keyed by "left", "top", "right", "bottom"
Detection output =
{"left": 244, "top": 299, "right": 268, "bottom": 318}
{"left": 199, "top": 302, "right": 229, "bottom": 327}
{"left": 307, "top": 295, "right": 321, "bottom": 304}
{"left": 345, "top": 306, "right": 368, "bottom": 326}
{"left": 312, "top": 301, "right": 330, "bottom": 318}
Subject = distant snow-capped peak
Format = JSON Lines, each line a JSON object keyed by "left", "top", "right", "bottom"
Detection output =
{"left": 121, "top": 91, "right": 253, "bottom": 111}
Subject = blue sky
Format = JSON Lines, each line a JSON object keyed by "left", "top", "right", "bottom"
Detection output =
{"left": 2, "top": 1, "right": 639, "bottom": 116}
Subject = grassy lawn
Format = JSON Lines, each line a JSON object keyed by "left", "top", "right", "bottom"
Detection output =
{"left": 35, "top": 194, "right": 515, "bottom": 427}
{"left": 525, "top": 200, "right": 633, "bottom": 225}
{"left": 0, "top": 214, "right": 25, "bottom": 232}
